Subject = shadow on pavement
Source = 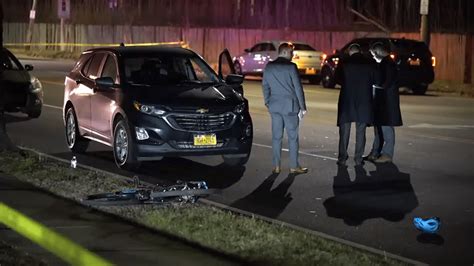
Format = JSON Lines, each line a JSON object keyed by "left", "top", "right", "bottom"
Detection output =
{"left": 230, "top": 172, "right": 297, "bottom": 219}
{"left": 51, "top": 151, "right": 245, "bottom": 190}
{"left": 417, "top": 233, "right": 445, "bottom": 245}
{"left": 323, "top": 163, "right": 419, "bottom": 226}
{"left": 4, "top": 113, "right": 31, "bottom": 124}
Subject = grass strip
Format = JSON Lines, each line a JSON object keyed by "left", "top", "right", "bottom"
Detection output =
{"left": 0, "top": 151, "right": 407, "bottom": 265}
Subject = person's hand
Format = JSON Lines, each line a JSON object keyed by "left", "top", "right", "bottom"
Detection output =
{"left": 298, "top": 110, "right": 307, "bottom": 120}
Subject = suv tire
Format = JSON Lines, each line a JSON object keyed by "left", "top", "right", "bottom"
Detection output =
{"left": 321, "top": 67, "right": 336, "bottom": 88}
{"left": 65, "top": 108, "right": 89, "bottom": 153}
{"left": 413, "top": 84, "right": 428, "bottom": 95}
{"left": 27, "top": 107, "right": 42, "bottom": 118}
{"left": 113, "top": 119, "right": 140, "bottom": 170}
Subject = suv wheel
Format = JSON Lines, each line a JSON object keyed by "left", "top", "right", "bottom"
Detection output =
{"left": 113, "top": 119, "right": 140, "bottom": 170}
{"left": 65, "top": 108, "right": 89, "bottom": 153}
{"left": 321, "top": 67, "right": 336, "bottom": 88}
{"left": 27, "top": 107, "right": 42, "bottom": 118}
{"left": 413, "top": 84, "right": 428, "bottom": 95}
{"left": 308, "top": 76, "right": 321, "bottom": 85}
{"left": 222, "top": 153, "right": 250, "bottom": 167}
{"left": 234, "top": 61, "right": 243, "bottom": 75}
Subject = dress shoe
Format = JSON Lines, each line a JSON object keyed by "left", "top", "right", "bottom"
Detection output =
{"left": 272, "top": 166, "right": 281, "bottom": 174}
{"left": 363, "top": 154, "right": 378, "bottom": 162}
{"left": 374, "top": 154, "right": 392, "bottom": 163}
{"left": 290, "top": 167, "right": 308, "bottom": 174}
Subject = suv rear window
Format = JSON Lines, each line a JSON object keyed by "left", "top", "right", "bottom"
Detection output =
{"left": 293, "top": 44, "right": 316, "bottom": 51}
{"left": 391, "top": 40, "right": 431, "bottom": 57}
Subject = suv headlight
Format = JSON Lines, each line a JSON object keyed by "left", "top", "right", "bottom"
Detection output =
{"left": 30, "top": 76, "right": 43, "bottom": 93}
{"left": 234, "top": 102, "right": 247, "bottom": 114}
{"left": 133, "top": 101, "right": 167, "bottom": 116}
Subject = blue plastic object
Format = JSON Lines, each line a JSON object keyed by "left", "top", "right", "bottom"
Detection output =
{"left": 413, "top": 217, "right": 441, "bottom": 234}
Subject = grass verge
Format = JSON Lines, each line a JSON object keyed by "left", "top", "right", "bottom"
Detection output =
{"left": 0, "top": 151, "right": 407, "bottom": 265}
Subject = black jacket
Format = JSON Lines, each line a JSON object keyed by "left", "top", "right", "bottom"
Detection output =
{"left": 374, "top": 57, "right": 403, "bottom": 127}
{"left": 335, "top": 53, "right": 376, "bottom": 126}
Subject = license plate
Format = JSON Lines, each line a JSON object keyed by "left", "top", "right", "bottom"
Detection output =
{"left": 305, "top": 68, "right": 316, "bottom": 75}
{"left": 409, "top": 59, "right": 420, "bottom": 66}
{"left": 193, "top": 134, "right": 217, "bottom": 146}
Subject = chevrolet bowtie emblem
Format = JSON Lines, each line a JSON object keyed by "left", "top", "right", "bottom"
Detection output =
{"left": 196, "top": 108, "right": 209, "bottom": 114}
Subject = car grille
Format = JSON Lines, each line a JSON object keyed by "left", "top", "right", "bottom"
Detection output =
{"left": 167, "top": 112, "right": 235, "bottom": 132}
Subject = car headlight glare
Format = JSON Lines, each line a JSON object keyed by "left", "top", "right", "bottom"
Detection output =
{"left": 30, "top": 76, "right": 42, "bottom": 93}
{"left": 133, "top": 101, "right": 166, "bottom": 116}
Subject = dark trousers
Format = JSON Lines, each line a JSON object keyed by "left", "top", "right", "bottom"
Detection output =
{"left": 338, "top": 122, "right": 367, "bottom": 164}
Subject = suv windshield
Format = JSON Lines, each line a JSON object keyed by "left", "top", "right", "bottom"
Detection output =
{"left": 124, "top": 54, "right": 219, "bottom": 86}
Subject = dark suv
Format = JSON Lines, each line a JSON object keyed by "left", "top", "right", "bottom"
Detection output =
{"left": 63, "top": 46, "right": 252, "bottom": 169}
{"left": 321, "top": 38, "right": 435, "bottom": 95}
{"left": 1, "top": 48, "right": 43, "bottom": 118}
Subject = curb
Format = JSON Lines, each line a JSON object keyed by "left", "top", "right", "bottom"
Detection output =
{"left": 20, "top": 146, "right": 426, "bottom": 266}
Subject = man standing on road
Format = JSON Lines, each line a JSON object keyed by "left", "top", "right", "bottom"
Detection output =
{"left": 366, "top": 42, "right": 403, "bottom": 163}
{"left": 335, "top": 43, "right": 375, "bottom": 166}
{"left": 262, "top": 43, "right": 308, "bottom": 175}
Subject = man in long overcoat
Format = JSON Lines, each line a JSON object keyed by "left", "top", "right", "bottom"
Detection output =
{"left": 367, "top": 43, "right": 403, "bottom": 163}
{"left": 335, "top": 44, "right": 376, "bottom": 166}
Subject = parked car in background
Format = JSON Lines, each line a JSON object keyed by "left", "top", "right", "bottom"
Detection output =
{"left": 233, "top": 41, "right": 326, "bottom": 84}
{"left": 0, "top": 48, "right": 43, "bottom": 118}
{"left": 63, "top": 46, "right": 252, "bottom": 170}
{"left": 321, "top": 37, "right": 435, "bottom": 95}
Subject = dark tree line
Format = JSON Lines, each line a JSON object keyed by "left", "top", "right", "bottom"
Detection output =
{"left": 2, "top": 0, "right": 472, "bottom": 33}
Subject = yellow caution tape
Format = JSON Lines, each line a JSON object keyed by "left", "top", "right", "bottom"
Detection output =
{"left": 0, "top": 202, "right": 112, "bottom": 266}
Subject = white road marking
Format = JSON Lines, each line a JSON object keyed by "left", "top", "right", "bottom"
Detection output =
{"left": 409, "top": 123, "right": 474, "bottom": 129}
{"left": 44, "top": 104, "right": 63, "bottom": 110}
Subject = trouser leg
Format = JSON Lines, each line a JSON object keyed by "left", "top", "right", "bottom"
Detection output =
{"left": 354, "top": 122, "right": 367, "bottom": 164}
{"left": 381, "top": 126, "right": 395, "bottom": 158}
{"left": 271, "top": 113, "right": 284, "bottom": 167}
{"left": 283, "top": 114, "right": 300, "bottom": 169}
{"left": 370, "top": 126, "right": 383, "bottom": 156}
{"left": 338, "top": 123, "right": 351, "bottom": 163}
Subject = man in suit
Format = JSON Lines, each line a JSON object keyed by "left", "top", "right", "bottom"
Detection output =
{"left": 367, "top": 42, "right": 403, "bottom": 163}
{"left": 335, "top": 43, "right": 376, "bottom": 166}
{"left": 262, "top": 43, "right": 308, "bottom": 174}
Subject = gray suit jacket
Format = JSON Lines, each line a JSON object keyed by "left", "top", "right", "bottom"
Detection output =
{"left": 262, "top": 57, "right": 306, "bottom": 115}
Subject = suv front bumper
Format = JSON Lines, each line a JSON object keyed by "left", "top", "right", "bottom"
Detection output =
{"left": 129, "top": 112, "right": 253, "bottom": 161}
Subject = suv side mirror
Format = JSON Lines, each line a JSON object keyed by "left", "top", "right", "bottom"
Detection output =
{"left": 25, "top": 64, "right": 34, "bottom": 71}
{"left": 225, "top": 74, "right": 244, "bottom": 85}
{"left": 244, "top": 48, "right": 250, "bottom": 53}
{"left": 95, "top": 77, "right": 115, "bottom": 89}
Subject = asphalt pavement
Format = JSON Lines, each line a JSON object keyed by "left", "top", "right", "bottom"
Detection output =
{"left": 4, "top": 58, "right": 474, "bottom": 264}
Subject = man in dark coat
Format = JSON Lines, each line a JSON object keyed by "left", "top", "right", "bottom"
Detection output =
{"left": 367, "top": 42, "right": 403, "bottom": 163}
{"left": 335, "top": 44, "right": 376, "bottom": 166}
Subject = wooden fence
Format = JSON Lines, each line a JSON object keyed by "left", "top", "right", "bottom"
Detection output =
{"left": 3, "top": 23, "right": 473, "bottom": 83}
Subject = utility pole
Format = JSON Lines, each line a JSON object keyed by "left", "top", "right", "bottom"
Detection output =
{"left": 58, "top": 0, "right": 70, "bottom": 52}
{"left": 420, "top": 0, "right": 430, "bottom": 46}
{"left": 26, "top": 0, "right": 38, "bottom": 49}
